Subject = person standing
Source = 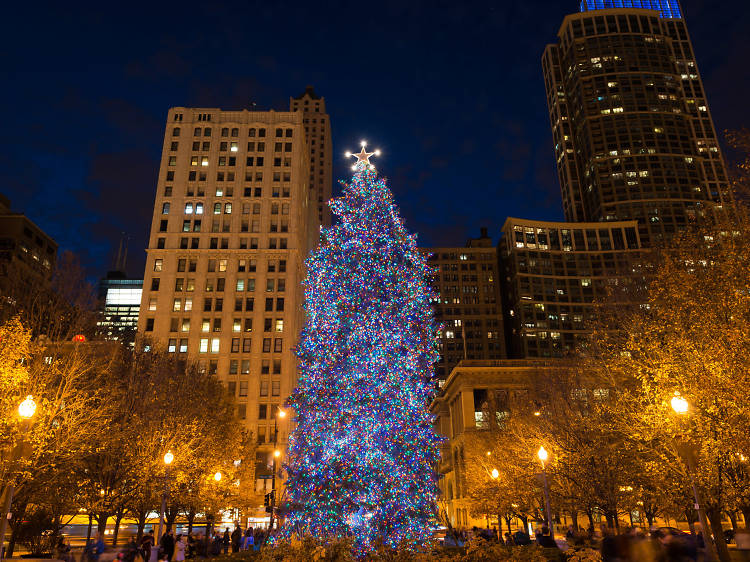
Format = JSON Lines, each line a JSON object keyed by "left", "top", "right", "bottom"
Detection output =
{"left": 140, "top": 530, "right": 154, "bottom": 562}
{"left": 222, "top": 529, "right": 230, "bottom": 554}
{"left": 173, "top": 535, "right": 185, "bottom": 562}
{"left": 231, "top": 526, "right": 241, "bottom": 553}
{"left": 161, "top": 530, "right": 175, "bottom": 562}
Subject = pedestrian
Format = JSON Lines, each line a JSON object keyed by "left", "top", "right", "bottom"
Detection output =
{"left": 161, "top": 531, "right": 175, "bottom": 562}
{"left": 222, "top": 529, "right": 229, "bottom": 555}
{"left": 513, "top": 528, "right": 531, "bottom": 545}
{"left": 210, "top": 534, "right": 221, "bottom": 556}
{"left": 504, "top": 532, "right": 515, "bottom": 546}
{"left": 231, "top": 526, "right": 240, "bottom": 553}
{"left": 140, "top": 530, "right": 155, "bottom": 562}
{"left": 56, "top": 536, "right": 73, "bottom": 562}
{"left": 174, "top": 535, "right": 185, "bottom": 562}
{"left": 537, "top": 526, "right": 558, "bottom": 549}
{"left": 243, "top": 527, "right": 253, "bottom": 551}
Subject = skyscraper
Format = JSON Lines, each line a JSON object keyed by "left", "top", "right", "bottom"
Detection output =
{"left": 290, "top": 87, "right": 333, "bottom": 226}
{"left": 426, "top": 228, "right": 505, "bottom": 380}
{"left": 137, "top": 92, "right": 330, "bottom": 496}
{"left": 542, "top": 0, "right": 729, "bottom": 245}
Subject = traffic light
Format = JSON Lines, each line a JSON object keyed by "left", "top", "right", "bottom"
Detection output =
{"left": 264, "top": 492, "right": 273, "bottom": 512}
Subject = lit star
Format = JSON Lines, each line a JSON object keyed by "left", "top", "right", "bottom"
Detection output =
{"left": 352, "top": 146, "right": 375, "bottom": 165}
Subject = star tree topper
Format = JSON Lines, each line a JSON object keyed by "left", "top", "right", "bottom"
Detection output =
{"left": 346, "top": 141, "right": 381, "bottom": 171}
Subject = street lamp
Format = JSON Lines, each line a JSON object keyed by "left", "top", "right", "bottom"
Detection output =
{"left": 17, "top": 395, "right": 37, "bottom": 419}
{"left": 491, "top": 468, "right": 499, "bottom": 480}
{"left": 214, "top": 471, "right": 222, "bottom": 482}
{"left": 155, "top": 450, "right": 175, "bottom": 561}
{"left": 269, "top": 408, "right": 286, "bottom": 530}
{"left": 537, "top": 446, "right": 554, "bottom": 538}
{"left": 1, "top": 396, "right": 38, "bottom": 562}
{"left": 670, "top": 392, "right": 715, "bottom": 561}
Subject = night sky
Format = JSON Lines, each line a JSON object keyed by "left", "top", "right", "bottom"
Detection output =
{"left": 3, "top": 0, "right": 748, "bottom": 280}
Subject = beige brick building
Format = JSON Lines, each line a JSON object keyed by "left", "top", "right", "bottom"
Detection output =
{"left": 291, "top": 86, "right": 332, "bottom": 226}
{"left": 137, "top": 91, "right": 331, "bottom": 498}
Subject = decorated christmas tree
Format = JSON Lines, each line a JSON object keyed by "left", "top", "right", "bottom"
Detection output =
{"left": 282, "top": 145, "right": 442, "bottom": 553}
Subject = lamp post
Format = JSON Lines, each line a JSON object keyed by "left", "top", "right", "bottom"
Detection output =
{"left": 269, "top": 409, "right": 286, "bottom": 531}
{"left": 153, "top": 450, "right": 174, "bottom": 562}
{"left": 670, "top": 392, "right": 715, "bottom": 561}
{"left": 537, "top": 446, "right": 554, "bottom": 538}
{"left": 1, "top": 396, "right": 37, "bottom": 562}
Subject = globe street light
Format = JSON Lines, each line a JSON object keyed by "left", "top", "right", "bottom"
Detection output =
{"left": 269, "top": 408, "right": 286, "bottom": 530}
{"left": 671, "top": 392, "right": 689, "bottom": 414}
{"left": 537, "top": 446, "right": 554, "bottom": 538}
{"left": 17, "top": 395, "right": 37, "bottom": 419}
{"left": 155, "top": 450, "right": 175, "bottom": 560}
{"left": 491, "top": 468, "right": 499, "bottom": 480}
{"left": 214, "top": 471, "right": 222, "bottom": 482}
{"left": 1, "top": 396, "right": 38, "bottom": 562}
{"left": 670, "top": 392, "right": 715, "bottom": 561}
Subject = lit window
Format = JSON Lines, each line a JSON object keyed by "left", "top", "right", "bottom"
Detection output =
{"left": 154, "top": 259, "right": 163, "bottom": 272}
{"left": 233, "top": 319, "right": 241, "bottom": 332}
{"left": 195, "top": 203, "right": 204, "bottom": 214}
{"left": 148, "top": 298, "right": 157, "bottom": 311}
{"left": 219, "top": 259, "right": 227, "bottom": 272}
{"left": 236, "top": 279, "right": 245, "bottom": 291}
{"left": 173, "top": 299, "right": 181, "bottom": 311}
{"left": 225, "top": 203, "right": 232, "bottom": 214}
{"left": 211, "top": 338, "right": 220, "bottom": 353}
{"left": 201, "top": 156, "right": 209, "bottom": 166}
{"left": 181, "top": 319, "right": 190, "bottom": 332}
{"left": 185, "top": 203, "right": 194, "bottom": 214}
{"left": 199, "top": 338, "right": 209, "bottom": 353}
{"left": 201, "top": 319, "right": 210, "bottom": 332}
{"left": 184, "top": 298, "right": 192, "bottom": 311}
{"left": 581, "top": 278, "right": 592, "bottom": 287}
{"left": 230, "top": 142, "right": 238, "bottom": 152}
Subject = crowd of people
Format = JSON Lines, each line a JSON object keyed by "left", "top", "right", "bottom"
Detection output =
{"left": 443, "top": 523, "right": 750, "bottom": 561}
{"left": 73, "top": 524, "right": 274, "bottom": 562}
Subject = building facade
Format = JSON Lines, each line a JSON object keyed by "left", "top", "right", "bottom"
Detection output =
{"left": 290, "top": 87, "right": 333, "bottom": 227}
{"left": 426, "top": 228, "right": 505, "bottom": 381}
{"left": 430, "top": 360, "right": 555, "bottom": 529}
{"left": 542, "top": 1, "right": 729, "bottom": 245}
{"left": 97, "top": 271, "right": 143, "bottom": 344}
{"left": 137, "top": 97, "right": 329, "bottom": 497}
{"left": 500, "top": 217, "right": 644, "bottom": 358}
{"left": 0, "top": 193, "right": 56, "bottom": 277}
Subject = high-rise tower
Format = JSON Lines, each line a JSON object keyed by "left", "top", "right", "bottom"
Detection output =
{"left": 137, "top": 99, "right": 329, "bottom": 496}
{"left": 543, "top": 1, "right": 729, "bottom": 245}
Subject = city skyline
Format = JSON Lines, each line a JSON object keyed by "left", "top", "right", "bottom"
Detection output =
{"left": 2, "top": 0, "right": 748, "bottom": 279}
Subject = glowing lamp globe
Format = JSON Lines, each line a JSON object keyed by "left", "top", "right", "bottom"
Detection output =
{"left": 164, "top": 450, "right": 174, "bottom": 465}
{"left": 18, "top": 395, "right": 37, "bottom": 419}
{"left": 278, "top": 409, "right": 287, "bottom": 419}
{"left": 214, "top": 471, "right": 222, "bottom": 482}
{"left": 491, "top": 468, "right": 499, "bottom": 479}
{"left": 274, "top": 449, "right": 281, "bottom": 458}
{"left": 538, "top": 446, "right": 549, "bottom": 463}
{"left": 671, "top": 392, "right": 689, "bottom": 414}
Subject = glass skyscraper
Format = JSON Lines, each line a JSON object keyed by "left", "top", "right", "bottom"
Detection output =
{"left": 543, "top": 1, "right": 729, "bottom": 245}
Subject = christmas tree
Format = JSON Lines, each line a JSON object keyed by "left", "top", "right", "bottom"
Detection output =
{"left": 282, "top": 145, "right": 442, "bottom": 553}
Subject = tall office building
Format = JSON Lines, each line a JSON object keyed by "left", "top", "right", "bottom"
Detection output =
{"left": 137, "top": 94, "right": 329, "bottom": 497}
{"left": 290, "top": 87, "right": 333, "bottom": 226}
{"left": 500, "top": 217, "right": 645, "bottom": 358}
{"left": 426, "top": 228, "right": 505, "bottom": 380}
{"left": 542, "top": 0, "right": 729, "bottom": 245}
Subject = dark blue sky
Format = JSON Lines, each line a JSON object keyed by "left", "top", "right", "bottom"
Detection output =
{"left": 2, "top": 0, "right": 748, "bottom": 279}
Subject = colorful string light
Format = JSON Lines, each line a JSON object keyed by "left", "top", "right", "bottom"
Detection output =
{"left": 281, "top": 159, "right": 442, "bottom": 554}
